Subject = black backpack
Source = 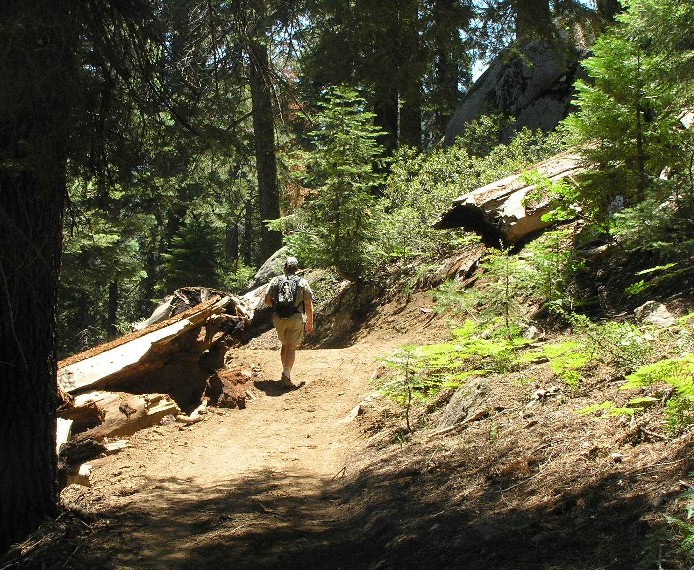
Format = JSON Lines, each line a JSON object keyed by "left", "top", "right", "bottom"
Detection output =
{"left": 273, "top": 275, "right": 302, "bottom": 318}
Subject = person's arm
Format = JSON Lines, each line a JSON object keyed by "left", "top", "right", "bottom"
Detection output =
{"left": 304, "top": 298, "right": 314, "bottom": 333}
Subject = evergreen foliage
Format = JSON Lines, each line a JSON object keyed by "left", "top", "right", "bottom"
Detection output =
{"left": 563, "top": 0, "right": 693, "bottom": 244}
{"left": 160, "top": 216, "right": 226, "bottom": 293}
{"left": 272, "top": 86, "right": 387, "bottom": 280}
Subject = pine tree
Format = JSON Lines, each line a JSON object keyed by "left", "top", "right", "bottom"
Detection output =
{"left": 564, "top": 13, "right": 682, "bottom": 223}
{"left": 283, "top": 87, "right": 387, "bottom": 280}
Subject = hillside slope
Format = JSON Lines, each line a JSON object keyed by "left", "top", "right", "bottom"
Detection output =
{"left": 5, "top": 281, "right": 694, "bottom": 570}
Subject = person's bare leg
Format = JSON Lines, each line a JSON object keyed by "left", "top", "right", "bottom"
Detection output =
{"left": 280, "top": 343, "right": 298, "bottom": 384}
{"left": 281, "top": 344, "right": 289, "bottom": 368}
{"left": 284, "top": 344, "right": 297, "bottom": 372}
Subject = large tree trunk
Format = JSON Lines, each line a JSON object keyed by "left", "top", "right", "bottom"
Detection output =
{"left": 0, "top": 1, "right": 73, "bottom": 552}
{"left": 431, "top": 0, "right": 466, "bottom": 137}
{"left": 398, "top": 0, "right": 423, "bottom": 150}
{"left": 374, "top": 83, "right": 399, "bottom": 157}
{"left": 248, "top": 35, "right": 282, "bottom": 264}
{"left": 107, "top": 281, "right": 118, "bottom": 340}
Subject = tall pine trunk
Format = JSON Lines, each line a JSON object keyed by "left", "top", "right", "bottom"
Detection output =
{"left": 431, "top": 0, "right": 465, "bottom": 136}
{"left": 107, "top": 281, "right": 119, "bottom": 340}
{"left": 374, "top": 83, "right": 399, "bottom": 157}
{"left": 248, "top": 36, "right": 282, "bottom": 264}
{"left": 0, "top": 1, "right": 73, "bottom": 551}
{"left": 398, "top": 0, "right": 423, "bottom": 149}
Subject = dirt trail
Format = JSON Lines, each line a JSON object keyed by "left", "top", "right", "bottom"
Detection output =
{"left": 57, "top": 294, "right": 447, "bottom": 569}
{"left": 61, "top": 340, "right": 396, "bottom": 569}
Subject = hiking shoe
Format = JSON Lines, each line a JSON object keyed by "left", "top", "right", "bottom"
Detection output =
{"left": 280, "top": 373, "right": 295, "bottom": 388}
{"left": 280, "top": 373, "right": 304, "bottom": 390}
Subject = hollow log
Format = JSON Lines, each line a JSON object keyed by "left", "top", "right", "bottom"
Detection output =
{"left": 434, "top": 151, "right": 586, "bottom": 246}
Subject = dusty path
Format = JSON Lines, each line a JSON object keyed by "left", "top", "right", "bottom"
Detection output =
{"left": 58, "top": 295, "right": 447, "bottom": 569}
{"left": 62, "top": 342, "right": 387, "bottom": 569}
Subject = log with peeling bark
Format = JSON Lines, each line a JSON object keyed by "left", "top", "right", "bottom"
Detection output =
{"left": 434, "top": 151, "right": 587, "bottom": 246}
{"left": 67, "top": 391, "right": 181, "bottom": 442}
{"left": 57, "top": 294, "right": 251, "bottom": 412}
{"left": 59, "top": 397, "right": 104, "bottom": 433}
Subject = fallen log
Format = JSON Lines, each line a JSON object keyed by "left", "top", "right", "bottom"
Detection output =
{"left": 58, "top": 295, "right": 237, "bottom": 394}
{"left": 57, "top": 438, "right": 106, "bottom": 490}
{"left": 67, "top": 391, "right": 180, "bottom": 442}
{"left": 133, "top": 286, "right": 232, "bottom": 330}
{"left": 58, "top": 399, "right": 104, "bottom": 433}
{"left": 57, "top": 418, "right": 73, "bottom": 455}
{"left": 57, "top": 294, "right": 251, "bottom": 414}
{"left": 176, "top": 398, "right": 209, "bottom": 425}
{"left": 434, "top": 150, "right": 586, "bottom": 246}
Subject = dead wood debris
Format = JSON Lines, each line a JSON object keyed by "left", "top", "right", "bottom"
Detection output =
{"left": 54, "top": 288, "right": 258, "bottom": 487}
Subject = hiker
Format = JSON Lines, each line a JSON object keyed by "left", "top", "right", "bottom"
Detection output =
{"left": 264, "top": 256, "right": 314, "bottom": 389}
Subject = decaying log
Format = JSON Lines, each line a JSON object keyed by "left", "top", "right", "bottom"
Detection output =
{"left": 206, "top": 369, "right": 254, "bottom": 409}
{"left": 59, "top": 397, "right": 104, "bottom": 433}
{"left": 58, "top": 295, "right": 247, "bottom": 397}
{"left": 55, "top": 288, "right": 257, "bottom": 447}
{"left": 434, "top": 150, "right": 586, "bottom": 245}
{"left": 104, "top": 440, "right": 130, "bottom": 453}
{"left": 177, "top": 398, "right": 209, "bottom": 425}
{"left": 58, "top": 388, "right": 74, "bottom": 412}
{"left": 69, "top": 391, "right": 180, "bottom": 442}
{"left": 58, "top": 462, "right": 93, "bottom": 489}
{"left": 59, "top": 438, "right": 107, "bottom": 465}
{"left": 57, "top": 439, "right": 106, "bottom": 490}
{"left": 133, "top": 287, "right": 233, "bottom": 330}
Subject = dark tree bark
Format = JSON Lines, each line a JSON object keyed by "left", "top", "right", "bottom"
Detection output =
{"left": 248, "top": 36, "right": 282, "bottom": 264}
{"left": 374, "top": 83, "right": 400, "bottom": 157}
{"left": 243, "top": 199, "right": 254, "bottom": 266}
{"left": 0, "top": 1, "right": 73, "bottom": 551}
{"left": 107, "top": 281, "right": 119, "bottom": 340}
{"left": 398, "top": 0, "right": 423, "bottom": 149}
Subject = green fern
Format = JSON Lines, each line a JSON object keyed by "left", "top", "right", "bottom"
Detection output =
{"left": 377, "top": 321, "right": 530, "bottom": 404}
{"left": 576, "top": 400, "right": 635, "bottom": 418}
{"left": 622, "top": 354, "right": 694, "bottom": 433}
{"left": 521, "top": 341, "right": 593, "bottom": 387}
{"left": 622, "top": 354, "right": 694, "bottom": 396}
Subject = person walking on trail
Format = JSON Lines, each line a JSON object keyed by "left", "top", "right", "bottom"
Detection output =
{"left": 264, "top": 256, "right": 314, "bottom": 389}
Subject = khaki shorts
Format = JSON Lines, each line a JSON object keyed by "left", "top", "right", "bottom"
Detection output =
{"left": 272, "top": 313, "right": 304, "bottom": 346}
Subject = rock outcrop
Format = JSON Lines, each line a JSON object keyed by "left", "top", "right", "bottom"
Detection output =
{"left": 444, "top": 38, "right": 590, "bottom": 146}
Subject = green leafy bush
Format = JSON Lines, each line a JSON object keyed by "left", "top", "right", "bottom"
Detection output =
{"left": 622, "top": 354, "right": 694, "bottom": 433}
{"left": 377, "top": 321, "right": 529, "bottom": 406}
{"left": 376, "top": 120, "right": 566, "bottom": 269}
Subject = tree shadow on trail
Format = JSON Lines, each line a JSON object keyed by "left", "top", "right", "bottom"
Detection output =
{"left": 61, "top": 451, "right": 684, "bottom": 570}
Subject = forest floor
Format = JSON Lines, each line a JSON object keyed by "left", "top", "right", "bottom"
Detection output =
{"left": 6, "top": 288, "right": 694, "bottom": 569}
